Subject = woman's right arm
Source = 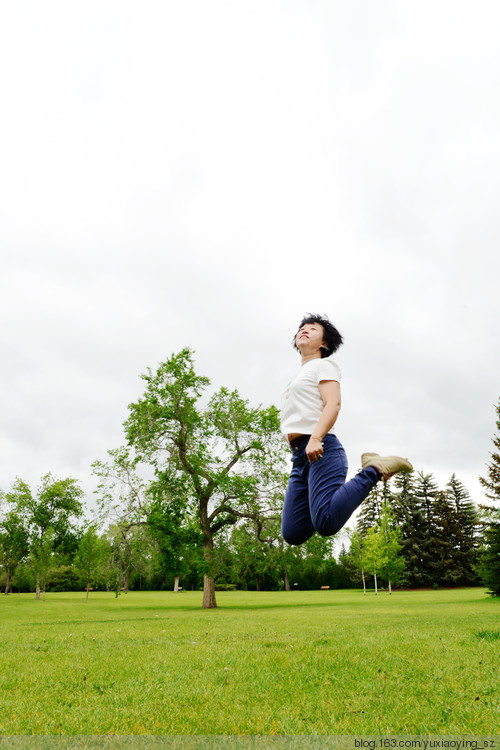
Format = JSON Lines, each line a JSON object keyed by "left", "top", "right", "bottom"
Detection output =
{"left": 305, "top": 380, "right": 341, "bottom": 462}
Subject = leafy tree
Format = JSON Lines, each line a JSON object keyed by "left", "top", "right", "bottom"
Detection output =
{"left": 361, "top": 502, "right": 404, "bottom": 594}
{"left": 93, "top": 448, "right": 192, "bottom": 591}
{"left": 348, "top": 529, "right": 368, "bottom": 594}
{"left": 336, "top": 542, "right": 359, "bottom": 589}
{"left": 123, "top": 348, "right": 287, "bottom": 608}
{"left": 0, "top": 511, "right": 30, "bottom": 594}
{"left": 230, "top": 522, "right": 272, "bottom": 590}
{"left": 147, "top": 487, "right": 203, "bottom": 592}
{"left": 257, "top": 515, "right": 300, "bottom": 592}
{"left": 5, "top": 475, "right": 84, "bottom": 599}
{"left": 376, "top": 503, "right": 405, "bottom": 593}
{"left": 45, "top": 564, "right": 80, "bottom": 592}
{"left": 296, "top": 533, "right": 336, "bottom": 590}
{"left": 74, "top": 526, "right": 109, "bottom": 601}
{"left": 105, "top": 523, "right": 143, "bottom": 595}
{"left": 362, "top": 526, "right": 384, "bottom": 594}
{"left": 29, "top": 528, "right": 55, "bottom": 601}
{"left": 228, "top": 514, "right": 313, "bottom": 592}
{"left": 92, "top": 447, "right": 151, "bottom": 533}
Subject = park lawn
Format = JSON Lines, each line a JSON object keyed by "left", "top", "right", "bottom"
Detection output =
{"left": 0, "top": 588, "right": 498, "bottom": 736}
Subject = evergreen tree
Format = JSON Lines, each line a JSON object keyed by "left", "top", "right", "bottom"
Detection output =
{"left": 428, "top": 490, "right": 460, "bottom": 586}
{"left": 335, "top": 543, "right": 357, "bottom": 589}
{"left": 391, "top": 471, "right": 417, "bottom": 535}
{"left": 477, "top": 509, "right": 500, "bottom": 596}
{"left": 392, "top": 472, "right": 426, "bottom": 586}
{"left": 479, "top": 398, "right": 500, "bottom": 503}
{"left": 413, "top": 472, "right": 439, "bottom": 586}
{"left": 356, "top": 482, "right": 388, "bottom": 537}
{"left": 446, "top": 474, "right": 479, "bottom": 585}
{"left": 478, "top": 398, "right": 500, "bottom": 595}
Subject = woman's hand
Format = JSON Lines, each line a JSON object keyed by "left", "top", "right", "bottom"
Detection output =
{"left": 306, "top": 436, "right": 324, "bottom": 462}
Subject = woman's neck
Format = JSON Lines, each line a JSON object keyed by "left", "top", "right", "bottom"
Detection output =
{"left": 300, "top": 352, "right": 322, "bottom": 366}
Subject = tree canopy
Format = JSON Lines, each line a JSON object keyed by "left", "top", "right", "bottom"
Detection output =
{"left": 97, "top": 348, "right": 288, "bottom": 607}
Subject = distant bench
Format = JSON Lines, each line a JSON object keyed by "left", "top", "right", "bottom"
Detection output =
{"left": 320, "top": 586, "right": 330, "bottom": 590}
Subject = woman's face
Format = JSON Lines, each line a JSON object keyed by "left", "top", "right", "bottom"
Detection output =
{"left": 295, "top": 322, "right": 326, "bottom": 354}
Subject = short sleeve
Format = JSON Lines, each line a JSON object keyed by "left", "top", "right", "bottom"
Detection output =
{"left": 315, "top": 359, "right": 341, "bottom": 384}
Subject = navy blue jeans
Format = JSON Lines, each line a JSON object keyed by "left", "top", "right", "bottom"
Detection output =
{"left": 281, "top": 434, "right": 379, "bottom": 545}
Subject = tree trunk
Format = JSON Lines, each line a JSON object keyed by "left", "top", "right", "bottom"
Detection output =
{"left": 388, "top": 579, "right": 392, "bottom": 594}
{"left": 255, "top": 577, "right": 260, "bottom": 592}
{"left": 202, "top": 574, "right": 217, "bottom": 608}
{"left": 284, "top": 568, "right": 291, "bottom": 591}
{"left": 174, "top": 575, "right": 180, "bottom": 592}
{"left": 374, "top": 569, "right": 378, "bottom": 595}
{"left": 361, "top": 568, "right": 366, "bottom": 595}
{"left": 85, "top": 573, "right": 90, "bottom": 603}
{"left": 36, "top": 572, "right": 41, "bottom": 600}
{"left": 4, "top": 572, "right": 11, "bottom": 595}
{"left": 202, "top": 534, "right": 217, "bottom": 609}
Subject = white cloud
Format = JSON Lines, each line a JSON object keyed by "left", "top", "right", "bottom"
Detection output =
{"left": 1, "top": 1, "right": 499, "bottom": 514}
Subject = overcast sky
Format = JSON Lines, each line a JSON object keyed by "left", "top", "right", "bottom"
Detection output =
{"left": 1, "top": 1, "right": 499, "bottom": 534}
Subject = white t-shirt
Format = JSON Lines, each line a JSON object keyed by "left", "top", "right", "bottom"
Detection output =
{"left": 280, "top": 358, "right": 341, "bottom": 436}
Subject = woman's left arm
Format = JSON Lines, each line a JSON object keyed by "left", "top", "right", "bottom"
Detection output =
{"left": 305, "top": 380, "right": 341, "bottom": 462}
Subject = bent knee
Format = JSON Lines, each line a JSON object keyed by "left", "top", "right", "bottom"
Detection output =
{"left": 281, "top": 524, "right": 312, "bottom": 546}
{"left": 313, "top": 519, "right": 340, "bottom": 537}
{"left": 281, "top": 531, "right": 307, "bottom": 546}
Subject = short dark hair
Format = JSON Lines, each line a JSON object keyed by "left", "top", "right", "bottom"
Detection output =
{"left": 293, "top": 313, "right": 344, "bottom": 358}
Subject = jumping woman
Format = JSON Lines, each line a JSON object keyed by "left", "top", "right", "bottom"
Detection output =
{"left": 281, "top": 313, "right": 413, "bottom": 546}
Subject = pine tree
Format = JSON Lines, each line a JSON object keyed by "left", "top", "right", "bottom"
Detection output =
{"left": 478, "top": 512, "right": 500, "bottom": 596}
{"left": 478, "top": 398, "right": 500, "bottom": 596}
{"left": 392, "top": 472, "right": 426, "bottom": 587}
{"left": 428, "top": 490, "right": 460, "bottom": 585}
{"left": 413, "top": 472, "right": 440, "bottom": 586}
{"left": 356, "top": 482, "right": 387, "bottom": 537}
{"left": 446, "top": 474, "right": 479, "bottom": 585}
{"left": 391, "top": 472, "right": 416, "bottom": 531}
{"left": 479, "top": 398, "right": 500, "bottom": 502}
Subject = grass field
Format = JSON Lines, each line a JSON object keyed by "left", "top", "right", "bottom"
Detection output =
{"left": 0, "top": 588, "right": 498, "bottom": 736}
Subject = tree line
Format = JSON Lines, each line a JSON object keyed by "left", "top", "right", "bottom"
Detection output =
{"left": 349, "top": 471, "right": 479, "bottom": 594}
{"left": 1, "top": 350, "right": 499, "bottom": 605}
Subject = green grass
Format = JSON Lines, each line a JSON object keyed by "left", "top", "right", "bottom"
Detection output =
{"left": 0, "top": 588, "right": 498, "bottom": 735}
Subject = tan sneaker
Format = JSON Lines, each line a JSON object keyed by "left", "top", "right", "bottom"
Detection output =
{"left": 361, "top": 452, "right": 413, "bottom": 479}
{"left": 361, "top": 452, "right": 379, "bottom": 466}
